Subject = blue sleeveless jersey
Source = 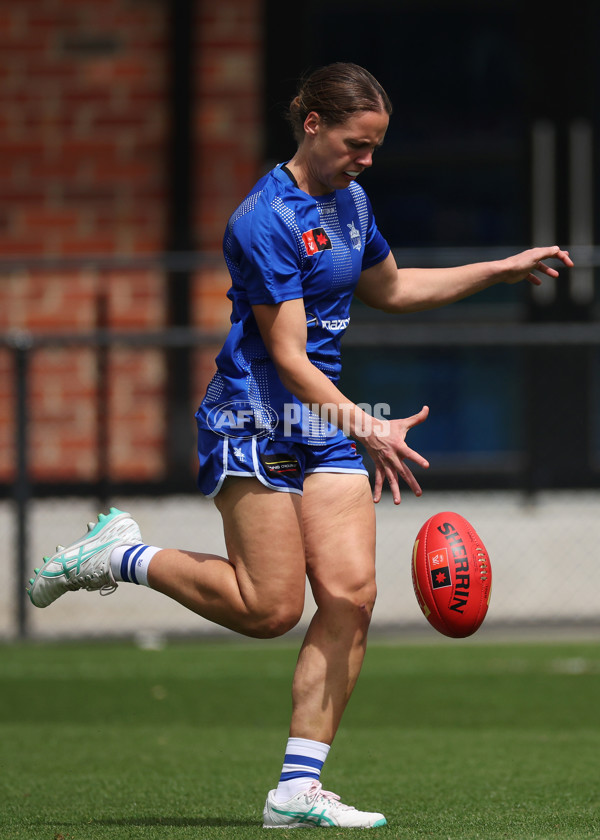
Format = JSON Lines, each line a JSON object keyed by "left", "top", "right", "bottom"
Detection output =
{"left": 196, "top": 164, "right": 390, "bottom": 445}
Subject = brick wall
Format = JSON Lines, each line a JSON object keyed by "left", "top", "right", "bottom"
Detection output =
{"left": 0, "top": 0, "right": 264, "bottom": 485}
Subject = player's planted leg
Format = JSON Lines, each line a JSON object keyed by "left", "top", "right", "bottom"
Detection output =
{"left": 263, "top": 472, "right": 387, "bottom": 828}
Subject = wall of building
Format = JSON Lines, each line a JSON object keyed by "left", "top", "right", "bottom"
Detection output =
{"left": 0, "top": 0, "right": 264, "bottom": 484}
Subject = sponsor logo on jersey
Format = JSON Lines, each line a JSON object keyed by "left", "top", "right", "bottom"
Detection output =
{"left": 259, "top": 453, "right": 301, "bottom": 477}
{"left": 305, "top": 311, "right": 350, "bottom": 333}
{"left": 320, "top": 317, "right": 350, "bottom": 331}
{"left": 302, "top": 227, "right": 333, "bottom": 256}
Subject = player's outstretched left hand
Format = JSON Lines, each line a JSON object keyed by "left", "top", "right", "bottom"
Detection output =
{"left": 500, "top": 245, "right": 573, "bottom": 286}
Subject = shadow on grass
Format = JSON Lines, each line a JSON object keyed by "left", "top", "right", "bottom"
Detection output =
{"left": 24, "top": 816, "right": 261, "bottom": 830}
{"left": 90, "top": 816, "right": 259, "bottom": 828}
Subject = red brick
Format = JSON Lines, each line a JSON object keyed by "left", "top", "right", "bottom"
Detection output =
{"left": 0, "top": 0, "right": 264, "bottom": 484}
{"left": 26, "top": 160, "right": 85, "bottom": 179}
{"left": 58, "top": 234, "right": 120, "bottom": 255}
{"left": 58, "top": 139, "right": 122, "bottom": 160}
{"left": 19, "top": 208, "right": 82, "bottom": 231}
{"left": 0, "top": 239, "right": 48, "bottom": 256}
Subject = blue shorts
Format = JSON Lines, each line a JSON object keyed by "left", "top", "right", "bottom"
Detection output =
{"left": 196, "top": 427, "right": 369, "bottom": 497}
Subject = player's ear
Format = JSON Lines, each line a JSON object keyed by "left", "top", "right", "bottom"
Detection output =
{"left": 303, "top": 111, "right": 321, "bottom": 137}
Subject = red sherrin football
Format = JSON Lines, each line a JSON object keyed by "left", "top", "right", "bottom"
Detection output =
{"left": 411, "top": 511, "right": 492, "bottom": 638}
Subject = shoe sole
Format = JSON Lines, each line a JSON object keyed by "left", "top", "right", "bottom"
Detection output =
{"left": 263, "top": 822, "right": 387, "bottom": 829}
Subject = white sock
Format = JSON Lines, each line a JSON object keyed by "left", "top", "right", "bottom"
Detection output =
{"left": 110, "top": 544, "right": 161, "bottom": 587}
{"left": 274, "top": 737, "right": 331, "bottom": 803}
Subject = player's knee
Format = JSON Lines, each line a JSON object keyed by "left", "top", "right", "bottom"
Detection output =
{"left": 354, "top": 579, "right": 377, "bottom": 622}
{"left": 347, "top": 570, "right": 377, "bottom": 609}
{"left": 246, "top": 600, "right": 304, "bottom": 639}
{"left": 318, "top": 576, "right": 377, "bottom": 624}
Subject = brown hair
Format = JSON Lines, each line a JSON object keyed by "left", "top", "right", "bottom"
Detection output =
{"left": 286, "top": 62, "right": 393, "bottom": 144}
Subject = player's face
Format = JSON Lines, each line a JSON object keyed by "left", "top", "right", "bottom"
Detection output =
{"left": 305, "top": 109, "right": 389, "bottom": 195}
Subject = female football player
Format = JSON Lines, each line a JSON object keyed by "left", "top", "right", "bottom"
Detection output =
{"left": 28, "top": 62, "right": 573, "bottom": 828}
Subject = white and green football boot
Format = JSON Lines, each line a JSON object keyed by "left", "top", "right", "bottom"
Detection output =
{"left": 27, "top": 507, "right": 141, "bottom": 608}
{"left": 262, "top": 782, "right": 387, "bottom": 829}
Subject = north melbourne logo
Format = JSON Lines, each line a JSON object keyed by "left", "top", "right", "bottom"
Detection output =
{"left": 347, "top": 220, "right": 362, "bottom": 251}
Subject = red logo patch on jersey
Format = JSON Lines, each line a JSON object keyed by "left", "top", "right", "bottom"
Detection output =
{"left": 302, "top": 227, "right": 332, "bottom": 256}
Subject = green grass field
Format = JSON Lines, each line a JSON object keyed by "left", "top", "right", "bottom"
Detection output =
{"left": 1, "top": 637, "right": 598, "bottom": 839}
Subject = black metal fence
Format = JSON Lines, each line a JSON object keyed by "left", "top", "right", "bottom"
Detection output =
{"left": 2, "top": 247, "right": 599, "bottom": 638}
{"left": 3, "top": 319, "right": 600, "bottom": 638}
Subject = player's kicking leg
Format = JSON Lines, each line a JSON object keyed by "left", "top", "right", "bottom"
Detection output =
{"left": 27, "top": 480, "right": 307, "bottom": 638}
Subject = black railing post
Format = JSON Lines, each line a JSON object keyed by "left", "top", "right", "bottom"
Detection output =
{"left": 95, "top": 281, "right": 110, "bottom": 509}
{"left": 12, "top": 331, "right": 33, "bottom": 639}
{"left": 165, "top": 0, "right": 197, "bottom": 476}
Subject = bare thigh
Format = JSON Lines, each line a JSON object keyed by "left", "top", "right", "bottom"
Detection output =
{"left": 301, "top": 472, "right": 377, "bottom": 610}
{"left": 214, "top": 477, "right": 308, "bottom": 635}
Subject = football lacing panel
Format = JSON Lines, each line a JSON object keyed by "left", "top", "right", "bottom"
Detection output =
{"left": 475, "top": 545, "right": 489, "bottom": 581}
